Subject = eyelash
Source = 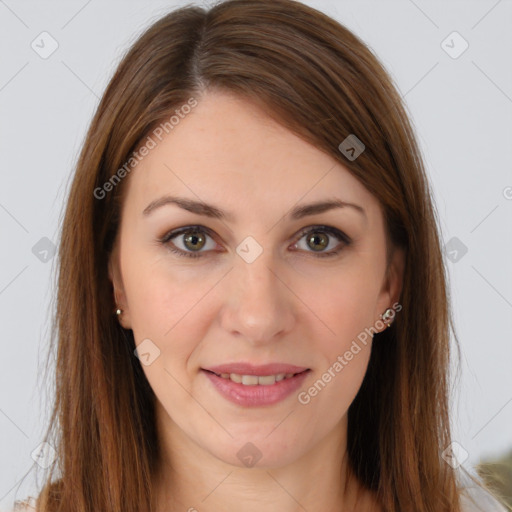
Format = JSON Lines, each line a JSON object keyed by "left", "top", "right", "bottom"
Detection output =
{"left": 158, "top": 224, "right": 352, "bottom": 259}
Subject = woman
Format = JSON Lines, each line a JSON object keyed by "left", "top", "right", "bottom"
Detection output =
{"left": 13, "top": 0, "right": 507, "bottom": 510}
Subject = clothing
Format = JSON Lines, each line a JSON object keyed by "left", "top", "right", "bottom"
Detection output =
{"left": 458, "top": 465, "right": 509, "bottom": 512}
{"left": 460, "top": 484, "right": 508, "bottom": 512}
{"left": 9, "top": 485, "right": 509, "bottom": 511}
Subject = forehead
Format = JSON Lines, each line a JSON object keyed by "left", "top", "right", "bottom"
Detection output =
{"left": 122, "top": 90, "right": 379, "bottom": 223}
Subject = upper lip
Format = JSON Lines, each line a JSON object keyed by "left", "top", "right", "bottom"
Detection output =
{"left": 203, "top": 363, "right": 310, "bottom": 376}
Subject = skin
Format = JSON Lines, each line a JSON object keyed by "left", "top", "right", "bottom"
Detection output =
{"left": 109, "top": 89, "right": 404, "bottom": 512}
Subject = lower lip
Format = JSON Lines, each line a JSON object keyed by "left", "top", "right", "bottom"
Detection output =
{"left": 202, "top": 369, "right": 310, "bottom": 407}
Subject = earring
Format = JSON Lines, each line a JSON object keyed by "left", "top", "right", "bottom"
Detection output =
{"left": 381, "top": 308, "right": 395, "bottom": 328}
{"left": 113, "top": 288, "right": 123, "bottom": 318}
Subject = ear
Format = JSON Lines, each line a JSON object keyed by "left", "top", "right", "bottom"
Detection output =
{"left": 108, "top": 241, "right": 132, "bottom": 329}
{"left": 375, "top": 245, "right": 405, "bottom": 332}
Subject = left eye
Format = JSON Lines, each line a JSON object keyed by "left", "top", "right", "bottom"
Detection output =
{"left": 160, "top": 225, "right": 350, "bottom": 259}
{"left": 291, "top": 226, "right": 350, "bottom": 257}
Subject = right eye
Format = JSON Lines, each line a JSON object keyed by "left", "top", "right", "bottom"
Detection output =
{"left": 159, "top": 226, "right": 218, "bottom": 258}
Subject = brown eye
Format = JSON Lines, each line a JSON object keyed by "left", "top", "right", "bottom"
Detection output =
{"left": 306, "top": 232, "right": 329, "bottom": 252}
{"left": 292, "top": 226, "right": 351, "bottom": 258}
{"left": 182, "top": 230, "right": 207, "bottom": 251}
{"left": 160, "top": 224, "right": 351, "bottom": 260}
{"left": 160, "top": 226, "right": 217, "bottom": 259}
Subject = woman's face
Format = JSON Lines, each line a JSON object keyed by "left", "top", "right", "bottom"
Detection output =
{"left": 109, "top": 89, "right": 404, "bottom": 469}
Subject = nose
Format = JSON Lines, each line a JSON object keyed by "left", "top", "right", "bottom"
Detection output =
{"left": 218, "top": 249, "right": 296, "bottom": 346}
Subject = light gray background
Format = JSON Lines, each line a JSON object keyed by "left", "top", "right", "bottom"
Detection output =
{"left": 1, "top": 0, "right": 511, "bottom": 508}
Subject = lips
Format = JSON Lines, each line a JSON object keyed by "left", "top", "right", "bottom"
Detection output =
{"left": 202, "top": 366, "right": 311, "bottom": 406}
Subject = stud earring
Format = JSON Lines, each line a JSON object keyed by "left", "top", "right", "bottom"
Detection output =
{"left": 381, "top": 308, "right": 395, "bottom": 328}
{"left": 115, "top": 307, "right": 123, "bottom": 317}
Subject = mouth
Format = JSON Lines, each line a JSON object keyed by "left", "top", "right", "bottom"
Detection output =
{"left": 201, "top": 366, "right": 312, "bottom": 407}
{"left": 202, "top": 368, "right": 310, "bottom": 386}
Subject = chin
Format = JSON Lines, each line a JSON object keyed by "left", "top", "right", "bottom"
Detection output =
{"left": 203, "top": 433, "right": 307, "bottom": 470}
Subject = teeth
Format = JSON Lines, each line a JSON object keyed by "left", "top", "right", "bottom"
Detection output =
{"left": 216, "top": 372, "right": 298, "bottom": 385}
{"left": 256, "top": 375, "right": 275, "bottom": 386}
{"left": 230, "top": 373, "right": 242, "bottom": 383}
{"left": 241, "top": 375, "right": 259, "bottom": 385}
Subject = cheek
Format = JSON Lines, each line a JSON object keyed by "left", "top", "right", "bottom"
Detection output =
{"left": 121, "top": 252, "right": 230, "bottom": 401}
{"left": 295, "top": 264, "right": 379, "bottom": 408}
{"left": 123, "top": 248, "right": 211, "bottom": 335}
{"left": 300, "top": 297, "right": 374, "bottom": 424}
{"left": 302, "top": 344, "right": 372, "bottom": 430}
{"left": 122, "top": 257, "right": 212, "bottom": 410}
{"left": 304, "top": 261, "right": 381, "bottom": 345}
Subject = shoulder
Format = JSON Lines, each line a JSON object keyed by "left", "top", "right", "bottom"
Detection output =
{"left": 460, "top": 484, "right": 508, "bottom": 512}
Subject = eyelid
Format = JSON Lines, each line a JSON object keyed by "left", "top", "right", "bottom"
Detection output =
{"left": 294, "top": 225, "right": 351, "bottom": 244}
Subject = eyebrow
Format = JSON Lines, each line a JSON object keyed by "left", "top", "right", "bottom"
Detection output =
{"left": 142, "top": 195, "right": 366, "bottom": 221}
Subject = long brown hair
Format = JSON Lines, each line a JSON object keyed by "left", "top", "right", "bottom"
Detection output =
{"left": 30, "top": 0, "right": 482, "bottom": 510}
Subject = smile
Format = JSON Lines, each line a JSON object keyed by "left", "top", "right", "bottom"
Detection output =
{"left": 201, "top": 368, "right": 311, "bottom": 407}
{"left": 207, "top": 370, "right": 308, "bottom": 386}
